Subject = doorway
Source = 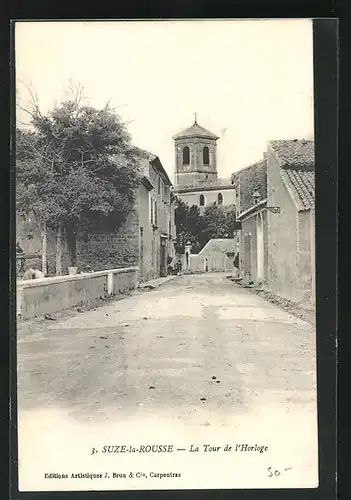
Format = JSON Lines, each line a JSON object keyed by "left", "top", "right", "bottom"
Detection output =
{"left": 244, "top": 233, "right": 252, "bottom": 282}
{"left": 160, "top": 237, "right": 167, "bottom": 277}
{"left": 139, "top": 227, "right": 144, "bottom": 278}
{"left": 257, "top": 212, "right": 264, "bottom": 281}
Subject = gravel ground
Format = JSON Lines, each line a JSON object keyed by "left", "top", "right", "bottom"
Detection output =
{"left": 17, "top": 273, "right": 318, "bottom": 491}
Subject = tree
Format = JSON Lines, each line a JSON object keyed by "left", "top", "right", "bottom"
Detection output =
{"left": 174, "top": 200, "right": 204, "bottom": 253}
{"left": 16, "top": 82, "right": 141, "bottom": 273}
{"left": 16, "top": 128, "right": 64, "bottom": 273}
{"left": 200, "top": 203, "right": 227, "bottom": 243}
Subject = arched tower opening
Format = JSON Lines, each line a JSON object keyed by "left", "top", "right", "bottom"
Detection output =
{"left": 203, "top": 146, "right": 209, "bottom": 165}
{"left": 183, "top": 146, "right": 190, "bottom": 165}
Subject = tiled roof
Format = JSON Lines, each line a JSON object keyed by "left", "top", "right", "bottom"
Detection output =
{"left": 269, "top": 139, "right": 315, "bottom": 210}
{"left": 269, "top": 139, "right": 314, "bottom": 170}
{"left": 198, "top": 238, "right": 236, "bottom": 255}
{"left": 135, "top": 147, "right": 172, "bottom": 186}
{"left": 134, "top": 147, "right": 157, "bottom": 162}
{"left": 281, "top": 169, "right": 315, "bottom": 210}
{"left": 173, "top": 121, "right": 219, "bottom": 140}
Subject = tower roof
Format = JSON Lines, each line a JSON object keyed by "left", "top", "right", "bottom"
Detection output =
{"left": 173, "top": 119, "right": 219, "bottom": 140}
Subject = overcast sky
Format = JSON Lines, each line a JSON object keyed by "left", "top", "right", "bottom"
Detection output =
{"left": 16, "top": 19, "right": 314, "bottom": 180}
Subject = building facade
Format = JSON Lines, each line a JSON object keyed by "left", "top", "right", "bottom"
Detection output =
{"left": 137, "top": 150, "right": 176, "bottom": 280}
{"left": 266, "top": 139, "right": 315, "bottom": 303}
{"left": 232, "top": 139, "right": 315, "bottom": 304}
{"left": 173, "top": 118, "right": 235, "bottom": 210}
{"left": 181, "top": 238, "right": 237, "bottom": 274}
{"left": 232, "top": 156, "right": 268, "bottom": 284}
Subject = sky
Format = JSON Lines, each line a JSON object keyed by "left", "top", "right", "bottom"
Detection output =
{"left": 15, "top": 20, "right": 314, "bottom": 181}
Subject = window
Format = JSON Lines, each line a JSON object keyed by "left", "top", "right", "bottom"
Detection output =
{"left": 150, "top": 198, "right": 153, "bottom": 223}
{"left": 218, "top": 193, "right": 223, "bottom": 205}
{"left": 199, "top": 194, "right": 205, "bottom": 206}
{"left": 183, "top": 146, "right": 190, "bottom": 165}
{"left": 203, "top": 146, "right": 209, "bottom": 165}
{"left": 158, "top": 176, "right": 161, "bottom": 194}
{"left": 154, "top": 201, "right": 158, "bottom": 225}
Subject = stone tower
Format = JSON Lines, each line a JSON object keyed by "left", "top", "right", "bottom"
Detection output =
{"left": 173, "top": 117, "right": 219, "bottom": 188}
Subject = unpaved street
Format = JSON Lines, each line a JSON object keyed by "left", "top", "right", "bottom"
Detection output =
{"left": 17, "top": 274, "right": 318, "bottom": 491}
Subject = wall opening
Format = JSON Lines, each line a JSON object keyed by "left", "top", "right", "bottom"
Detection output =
{"left": 183, "top": 146, "right": 190, "bottom": 165}
{"left": 203, "top": 146, "right": 209, "bottom": 165}
{"left": 199, "top": 194, "right": 205, "bottom": 206}
{"left": 244, "top": 233, "right": 252, "bottom": 282}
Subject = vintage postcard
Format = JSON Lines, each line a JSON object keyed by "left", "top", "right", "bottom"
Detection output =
{"left": 14, "top": 19, "right": 320, "bottom": 491}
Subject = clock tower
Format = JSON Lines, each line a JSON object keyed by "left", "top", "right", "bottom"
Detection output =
{"left": 173, "top": 116, "right": 219, "bottom": 188}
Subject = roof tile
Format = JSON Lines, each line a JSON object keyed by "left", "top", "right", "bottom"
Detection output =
{"left": 173, "top": 121, "right": 219, "bottom": 140}
{"left": 269, "top": 139, "right": 314, "bottom": 170}
{"left": 282, "top": 169, "right": 315, "bottom": 210}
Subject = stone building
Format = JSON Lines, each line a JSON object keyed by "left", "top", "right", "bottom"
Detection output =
{"left": 232, "top": 156, "right": 268, "bottom": 284}
{"left": 182, "top": 238, "right": 237, "bottom": 274}
{"left": 173, "top": 117, "right": 235, "bottom": 209}
{"left": 266, "top": 139, "right": 315, "bottom": 304}
{"left": 136, "top": 149, "right": 176, "bottom": 280}
{"left": 16, "top": 150, "right": 176, "bottom": 282}
{"left": 232, "top": 139, "right": 315, "bottom": 304}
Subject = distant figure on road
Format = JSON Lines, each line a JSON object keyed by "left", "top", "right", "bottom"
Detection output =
{"left": 175, "top": 260, "right": 182, "bottom": 275}
{"left": 232, "top": 252, "right": 240, "bottom": 278}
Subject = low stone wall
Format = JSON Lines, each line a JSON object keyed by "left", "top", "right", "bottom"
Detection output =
{"left": 17, "top": 267, "right": 139, "bottom": 320}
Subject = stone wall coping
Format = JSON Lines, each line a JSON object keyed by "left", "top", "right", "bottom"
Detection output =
{"left": 17, "top": 266, "right": 139, "bottom": 289}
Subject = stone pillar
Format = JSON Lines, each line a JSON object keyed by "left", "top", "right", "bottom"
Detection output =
{"left": 107, "top": 271, "right": 114, "bottom": 296}
{"left": 185, "top": 241, "right": 192, "bottom": 270}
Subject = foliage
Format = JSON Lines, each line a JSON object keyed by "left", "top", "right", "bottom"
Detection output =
{"left": 174, "top": 199, "right": 237, "bottom": 254}
{"left": 16, "top": 87, "right": 142, "bottom": 265}
{"left": 174, "top": 200, "right": 203, "bottom": 253}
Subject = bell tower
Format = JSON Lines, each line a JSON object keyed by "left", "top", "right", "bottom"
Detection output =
{"left": 173, "top": 116, "right": 219, "bottom": 188}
